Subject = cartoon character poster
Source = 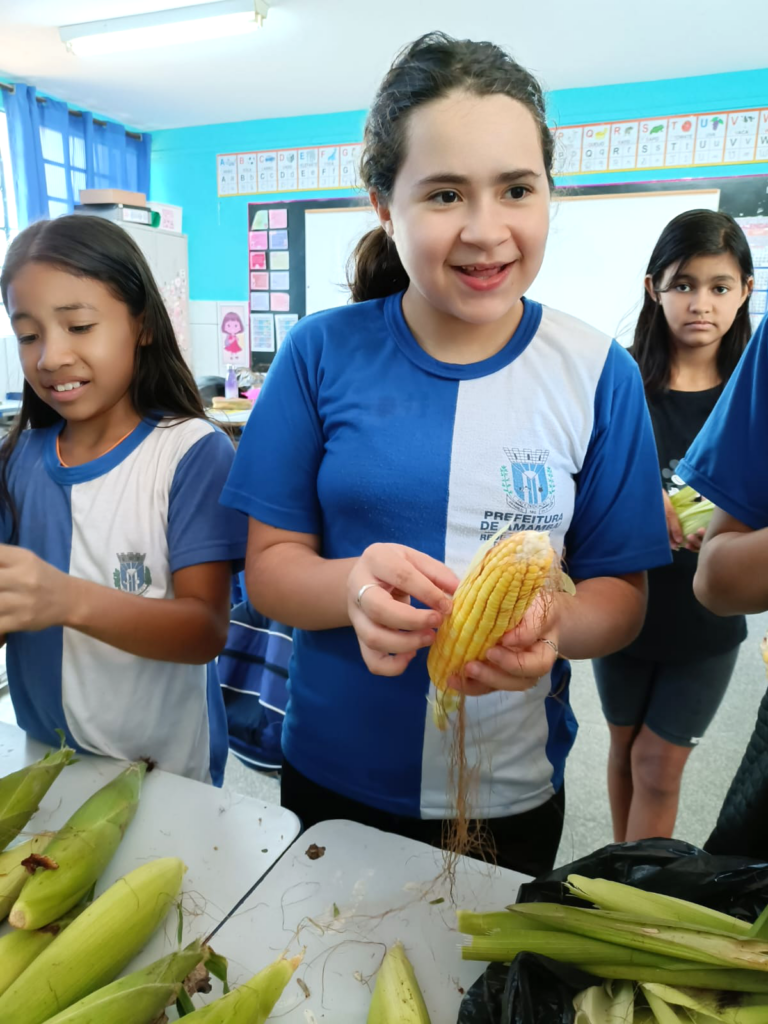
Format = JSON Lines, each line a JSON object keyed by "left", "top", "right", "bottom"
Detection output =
{"left": 217, "top": 302, "right": 249, "bottom": 369}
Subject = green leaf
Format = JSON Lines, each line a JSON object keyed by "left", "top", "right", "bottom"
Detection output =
{"left": 429, "top": 898, "right": 445, "bottom": 905}
{"left": 144, "top": 566, "right": 152, "bottom": 586}
{"left": 333, "top": 902, "right": 340, "bottom": 917}
{"left": 207, "top": 949, "right": 230, "bottom": 994}
{"left": 176, "top": 988, "right": 196, "bottom": 1016}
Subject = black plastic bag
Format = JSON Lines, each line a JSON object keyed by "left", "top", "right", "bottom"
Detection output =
{"left": 457, "top": 838, "right": 768, "bottom": 1024}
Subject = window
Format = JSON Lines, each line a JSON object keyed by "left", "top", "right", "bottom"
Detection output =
{"left": 0, "top": 109, "right": 19, "bottom": 338}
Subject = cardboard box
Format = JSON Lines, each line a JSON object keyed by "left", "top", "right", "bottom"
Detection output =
{"left": 78, "top": 188, "right": 147, "bottom": 207}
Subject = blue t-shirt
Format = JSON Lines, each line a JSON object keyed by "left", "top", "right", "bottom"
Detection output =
{"left": 222, "top": 294, "right": 671, "bottom": 818}
{"left": 678, "top": 315, "right": 768, "bottom": 529}
{"left": 2, "top": 416, "right": 247, "bottom": 785}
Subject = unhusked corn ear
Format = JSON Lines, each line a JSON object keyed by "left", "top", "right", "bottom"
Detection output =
{"left": 0, "top": 903, "right": 83, "bottom": 997}
{"left": 0, "top": 743, "right": 75, "bottom": 851}
{"left": 427, "top": 530, "right": 557, "bottom": 728}
{"left": 0, "top": 856, "right": 186, "bottom": 1024}
{"left": 0, "top": 834, "right": 50, "bottom": 921}
{"left": 10, "top": 760, "right": 147, "bottom": 930}
{"left": 368, "top": 941, "right": 432, "bottom": 1023}
{"left": 566, "top": 874, "right": 751, "bottom": 936}
{"left": 178, "top": 953, "right": 302, "bottom": 1022}
{"left": 41, "top": 940, "right": 210, "bottom": 1024}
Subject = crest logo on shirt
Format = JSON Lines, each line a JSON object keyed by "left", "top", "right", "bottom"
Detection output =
{"left": 500, "top": 448, "right": 556, "bottom": 513}
{"left": 113, "top": 552, "right": 152, "bottom": 596}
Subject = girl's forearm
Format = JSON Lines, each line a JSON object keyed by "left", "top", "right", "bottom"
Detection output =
{"left": 558, "top": 573, "right": 647, "bottom": 660}
{"left": 64, "top": 577, "right": 227, "bottom": 663}
{"left": 694, "top": 527, "right": 768, "bottom": 616}
{"left": 246, "top": 543, "right": 358, "bottom": 630}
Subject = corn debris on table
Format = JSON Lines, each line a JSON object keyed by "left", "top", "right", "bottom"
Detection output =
{"left": 427, "top": 529, "right": 564, "bottom": 730}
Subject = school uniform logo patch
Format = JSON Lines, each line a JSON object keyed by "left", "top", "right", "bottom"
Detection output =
{"left": 114, "top": 552, "right": 152, "bottom": 595}
{"left": 501, "top": 448, "right": 556, "bottom": 513}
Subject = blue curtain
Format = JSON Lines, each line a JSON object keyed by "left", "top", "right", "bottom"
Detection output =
{"left": 4, "top": 84, "right": 48, "bottom": 227}
{"left": 4, "top": 83, "right": 151, "bottom": 227}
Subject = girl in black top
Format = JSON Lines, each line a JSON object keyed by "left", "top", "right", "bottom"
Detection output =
{"left": 593, "top": 210, "right": 754, "bottom": 842}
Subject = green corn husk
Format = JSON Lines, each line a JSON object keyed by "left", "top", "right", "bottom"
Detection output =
{"left": 0, "top": 903, "right": 84, "bottom": 997}
{"left": 573, "top": 980, "right": 634, "bottom": 1023}
{"left": 177, "top": 953, "right": 302, "bottom": 1022}
{"left": 643, "top": 986, "right": 687, "bottom": 1023}
{"left": 10, "top": 761, "right": 147, "bottom": 930}
{"left": 368, "top": 941, "right": 432, "bottom": 1023}
{"left": 576, "top": 964, "right": 768, "bottom": 994}
{"left": 502, "top": 904, "right": 768, "bottom": 970}
{"left": 0, "top": 856, "right": 186, "bottom": 1024}
{"left": 41, "top": 940, "right": 210, "bottom": 1024}
{"left": 0, "top": 743, "right": 75, "bottom": 851}
{"left": 0, "top": 834, "right": 50, "bottom": 921}
{"left": 462, "top": 929, "right": 712, "bottom": 967}
{"left": 457, "top": 910, "right": 559, "bottom": 936}
{"left": 669, "top": 486, "right": 715, "bottom": 538}
{"left": 565, "top": 875, "right": 751, "bottom": 937}
{"left": 641, "top": 984, "right": 768, "bottom": 1024}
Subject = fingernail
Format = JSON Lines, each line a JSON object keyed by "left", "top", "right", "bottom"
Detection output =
{"left": 440, "top": 599, "right": 452, "bottom": 614}
{"left": 486, "top": 649, "right": 500, "bottom": 663}
{"left": 429, "top": 614, "right": 442, "bottom": 628}
{"left": 422, "top": 633, "right": 435, "bottom": 645}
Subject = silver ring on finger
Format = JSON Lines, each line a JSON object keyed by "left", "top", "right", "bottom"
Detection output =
{"left": 538, "top": 637, "right": 559, "bottom": 657}
{"left": 356, "top": 582, "right": 381, "bottom": 609}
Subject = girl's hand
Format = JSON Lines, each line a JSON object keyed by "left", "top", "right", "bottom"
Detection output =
{"left": 348, "top": 543, "right": 458, "bottom": 677}
{"left": 662, "top": 489, "right": 684, "bottom": 551}
{"left": 449, "top": 591, "right": 564, "bottom": 696}
{"left": 685, "top": 528, "right": 707, "bottom": 554}
{"left": 0, "top": 545, "right": 71, "bottom": 634}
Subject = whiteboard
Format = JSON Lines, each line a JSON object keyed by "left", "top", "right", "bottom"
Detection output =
{"left": 528, "top": 189, "right": 720, "bottom": 344}
{"left": 305, "top": 205, "right": 378, "bottom": 315}
{"left": 303, "top": 190, "right": 720, "bottom": 342}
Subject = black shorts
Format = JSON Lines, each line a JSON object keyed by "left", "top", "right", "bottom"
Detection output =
{"left": 593, "top": 646, "right": 740, "bottom": 748}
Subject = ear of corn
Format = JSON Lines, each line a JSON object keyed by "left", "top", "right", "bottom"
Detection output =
{"left": 368, "top": 941, "right": 432, "bottom": 1023}
{"left": 502, "top": 904, "right": 768, "bottom": 970}
{"left": 177, "top": 952, "right": 302, "bottom": 1022}
{"left": 427, "top": 529, "right": 560, "bottom": 729}
{"left": 10, "top": 761, "right": 147, "bottom": 930}
{"left": 669, "top": 486, "right": 715, "bottom": 537}
{"left": 0, "top": 743, "right": 75, "bottom": 851}
{"left": 0, "top": 855, "right": 186, "bottom": 1024}
{"left": 640, "top": 984, "right": 768, "bottom": 1024}
{"left": 565, "top": 876, "right": 751, "bottom": 937}
{"left": 40, "top": 940, "right": 209, "bottom": 1024}
{"left": 0, "top": 834, "right": 50, "bottom": 921}
{"left": 0, "top": 903, "right": 84, "bottom": 997}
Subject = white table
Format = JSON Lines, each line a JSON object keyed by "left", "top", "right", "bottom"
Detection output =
{"left": 0, "top": 723, "right": 300, "bottom": 993}
{"left": 208, "top": 819, "right": 530, "bottom": 1022}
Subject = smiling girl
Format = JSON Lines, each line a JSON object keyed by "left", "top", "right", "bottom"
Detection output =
{"left": 222, "top": 33, "right": 671, "bottom": 874}
{"left": 593, "top": 210, "right": 754, "bottom": 842}
{"left": 0, "top": 216, "right": 247, "bottom": 783}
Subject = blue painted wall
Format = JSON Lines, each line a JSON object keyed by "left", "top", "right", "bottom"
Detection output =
{"left": 147, "top": 66, "right": 768, "bottom": 300}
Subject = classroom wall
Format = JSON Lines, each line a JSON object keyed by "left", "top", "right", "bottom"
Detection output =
{"left": 151, "top": 67, "right": 768, "bottom": 305}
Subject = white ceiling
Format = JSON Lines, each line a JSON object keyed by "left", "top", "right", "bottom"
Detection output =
{"left": 0, "top": 0, "right": 766, "bottom": 131}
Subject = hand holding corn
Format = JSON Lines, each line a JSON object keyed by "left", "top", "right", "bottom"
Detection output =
{"left": 446, "top": 586, "right": 563, "bottom": 696}
{"left": 348, "top": 542, "right": 458, "bottom": 678}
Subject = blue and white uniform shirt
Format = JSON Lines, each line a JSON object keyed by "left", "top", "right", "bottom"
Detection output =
{"left": 223, "top": 295, "right": 671, "bottom": 819}
{"left": 2, "top": 416, "right": 247, "bottom": 784}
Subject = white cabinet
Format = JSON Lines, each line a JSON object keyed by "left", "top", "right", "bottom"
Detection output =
{"left": 116, "top": 221, "right": 193, "bottom": 371}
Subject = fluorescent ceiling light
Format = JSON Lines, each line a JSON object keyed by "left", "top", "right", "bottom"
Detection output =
{"left": 59, "top": 1, "right": 269, "bottom": 56}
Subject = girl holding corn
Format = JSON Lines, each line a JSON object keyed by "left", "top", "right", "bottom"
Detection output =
{"left": 223, "top": 33, "right": 671, "bottom": 876}
{"left": 677, "top": 310, "right": 768, "bottom": 859}
{"left": 593, "top": 211, "right": 754, "bottom": 845}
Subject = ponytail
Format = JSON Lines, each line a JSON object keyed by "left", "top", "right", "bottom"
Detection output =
{"left": 347, "top": 226, "right": 410, "bottom": 303}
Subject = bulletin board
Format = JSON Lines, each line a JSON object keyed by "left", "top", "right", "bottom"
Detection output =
{"left": 246, "top": 196, "right": 369, "bottom": 365}
{"left": 248, "top": 175, "right": 768, "bottom": 363}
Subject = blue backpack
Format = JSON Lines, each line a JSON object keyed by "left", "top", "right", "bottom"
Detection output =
{"left": 218, "top": 600, "right": 291, "bottom": 772}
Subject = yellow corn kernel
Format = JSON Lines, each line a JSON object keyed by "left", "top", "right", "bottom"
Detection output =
{"left": 427, "top": 531, "right": 556, "bottom": 729}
